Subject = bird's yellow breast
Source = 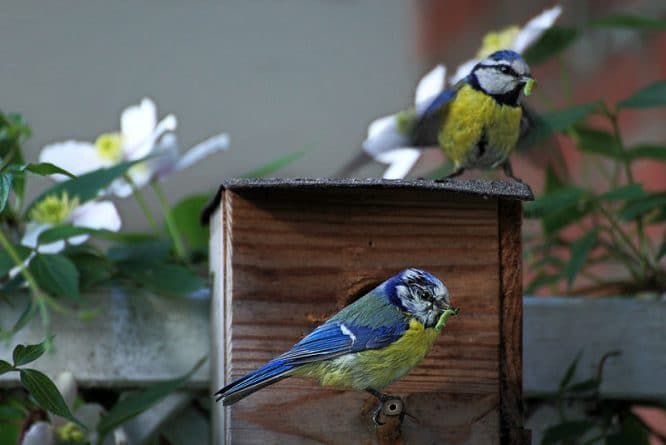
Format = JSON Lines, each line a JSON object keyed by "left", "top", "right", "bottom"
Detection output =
{"left": 439, "top": 84, "right": 522, "bottom": 169}
{"left": 295, "top": 319, "right": 440, "bottom": 390}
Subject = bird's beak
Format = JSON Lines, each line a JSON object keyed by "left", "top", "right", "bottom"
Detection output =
{"left": 522, "top": 77, "right": 536, "bottom": 96}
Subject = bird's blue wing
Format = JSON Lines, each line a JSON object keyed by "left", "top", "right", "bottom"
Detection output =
{"left": 280, "top": 320, "right": 407, "bottom": 365}
{"left": 411, "top": 82, "right": 463, "bottom": 146}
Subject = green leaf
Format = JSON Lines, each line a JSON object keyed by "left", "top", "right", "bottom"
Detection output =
{"left": 19, "top": 368, "right": 84, "bottom": 428}
{"left": 559, "top": 352, "right": 582, "bottom": 391}
{"left": 120, "top": 261, "right": 206, "bottom": 298}
{"left": 567, "top": 378, "right": 600, "bottom": 393}
{"left": 619, "top": 193, "right": 666, "bottom": 220}
{"left": 108, "top": 240, "right": 171, "bottom": 262}
{"left": 242, "top": 148, "right": 307, "bottom": 178}
{"left": 618, "top": 80, "right": 666, "bottom": 108}
{"left": 606, "top": 413, "right": 649, "bottom": 445}
{"left": 658, "top": 240, "right": 666, "bottom": 260}
{"left": 591, "top": 14, "right": 666, "bottom": 30}
{"left": 0, "top": 360, "right": 14, "bottom": 375}
{"left": 599, "top": 184, "right": 647, "bottom": 201}
{"left": 12, "top": 300, "right": 37, "bottom": 333}
{"left": 25, "top": 158, "right": 144, "bottom": 216}
{"left": 12, "top": 339, "right": 48, "bottom": 367}
{"left": 573, "top": 126, "right": 622, "bottom": 159}
{"left": 68, "top": 251, "right": 112, "bottom": 289}
{"left": 524, "top": 186, "right": 586, "bottom": 218}
{"left": 525, "top": 186, "right": 591, "bottom": 235}
{"left": 0, "top": 173, "right": 11, "bottom": 213}
{"left": 523, "top": 26, "right": 580, "bottom": 65}
{"left": 29, "top": 254, "right": 80, "bottom": 301}
{"left": 566, "top": 230, "right": 598, "bottom": 289}
{"left": 542, "top": 420, "right": 595, "bottom": 445}
{"left": 8, "top": 162, "right": 75, "bottom": 179}
{"left": 625, "top": 144, "right": 666, "bottom": 161}
{"left": 97, "top": 356, "right": 206, "bottom": 437}
{"left": 0, "top": 245, "right": 31, "bottom": 278}
{"left": 171, "top": 194, "right": 210, "bottom": 252}
{"left": 530, "top": 102, "right": 600, "bottom": 144}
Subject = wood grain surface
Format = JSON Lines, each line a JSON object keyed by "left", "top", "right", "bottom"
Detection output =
{"left": 212, "top": 186, "right": 512, "bottom": 444}
{"left": 498, "top": 201, "right": 528, "bottom": 445}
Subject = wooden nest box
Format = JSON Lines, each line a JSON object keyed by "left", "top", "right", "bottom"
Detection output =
{"left": 204, "top": 178, "right": 533, "bottom": 444}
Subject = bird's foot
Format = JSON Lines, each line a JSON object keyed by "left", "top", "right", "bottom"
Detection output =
{"left": 366, "top": 389, "right": 415, "bottom": 426}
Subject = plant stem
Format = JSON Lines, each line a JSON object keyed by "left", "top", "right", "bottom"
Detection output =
{"left": 151, "top": 181, "right": 188, "bottom": 262}
{"left": 123, "top": 174, "right": 160, "bottom": 233}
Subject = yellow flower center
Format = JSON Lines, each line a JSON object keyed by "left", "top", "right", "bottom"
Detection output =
{"left": 29, "top": 192, "right": 80, "bottom": 224}
{"left": 56, "top": 422, "right": 86, "bottom": 442}
{"left": 476, "top": 26, "right": 520, "bottom": 58}
{"left": 95, "top": 132, "right": 124, "bottom": 162}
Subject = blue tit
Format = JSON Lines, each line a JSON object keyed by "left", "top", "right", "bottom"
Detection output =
{"left": 338, "top": 49, "right": 535, "bottom": 180}
{"left": 414, "top": 49, "right": 535, "bottom": 180}
{"left": 214, "top": 268, "right": 458, "bottom": 422}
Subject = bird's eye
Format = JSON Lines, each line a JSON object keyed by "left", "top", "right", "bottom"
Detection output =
{"left": 499, "top": 65, "right": 513, "bottom": 75}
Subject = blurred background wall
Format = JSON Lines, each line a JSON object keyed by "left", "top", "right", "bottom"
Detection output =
{"left": 1, "top": 0, "right": 664, "bottom": 230}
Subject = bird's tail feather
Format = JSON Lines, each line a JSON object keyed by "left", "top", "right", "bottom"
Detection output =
{"left": 214, "top": 359, "right": 294, "bottom": 406}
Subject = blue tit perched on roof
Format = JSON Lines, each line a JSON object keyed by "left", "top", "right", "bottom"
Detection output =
{"left": 339, "top": 49, "right": 535, "bottom": 181}
{"left": 414, "top": 49, "right": 535, "bottom": 180}
{"left": 215, "top": 268, "right": 459, "bottom": 423}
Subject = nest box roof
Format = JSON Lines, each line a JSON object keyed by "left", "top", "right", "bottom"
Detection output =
{"left": 201, "top": 177, "right": 534, "bottom": 224}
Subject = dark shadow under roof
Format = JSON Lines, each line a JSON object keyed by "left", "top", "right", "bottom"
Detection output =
{"left": 201, "top": 177, "right": 534, "bottom": 224}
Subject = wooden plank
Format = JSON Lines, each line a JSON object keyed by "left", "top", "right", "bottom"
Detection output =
{"left": 214, "top": 187, "right": 503, "bottom": 444}
{"left": 0, "top": 289, "right": 209, "bottom": 388}
{"left": 498, "top": 200, "right": 528, "bottom": 445}
{"left": 523, "top": 297, "right": 666, "bottom": 400}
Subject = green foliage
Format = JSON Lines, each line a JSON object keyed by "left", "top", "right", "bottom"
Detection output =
{"left": 29, "top": 254, "right": 80, "bottom": 301}
{"left": 12, "top": 339, "right": 47, "bottom": 367}
{"left": 591, "top": 14, "right": 666, "bottom": 30}
{"left": 171, "top": 194, "right": 210, "bottom": 252}
{"left": 538, "top": 352, "right": 655, "bottom": 445}
{"left": 24, "top": 158, "right": 143, "bottom": 217}
{"left": 120, "top": 261, "right": 206, "bottom": 298}
{"left": 524, "top": 27, "right": 580, "bottom": 66}
{"left": 97, "top": 357, "right": 206, "bottom": 439}
{"left": 525, "top": 78, "right": 665, "bottom": 295}
{"left": 1, "top": 340, "right": 84, "bottom": 429}
{"left": 618, "top": 81, "right": 666, "bottom": 109}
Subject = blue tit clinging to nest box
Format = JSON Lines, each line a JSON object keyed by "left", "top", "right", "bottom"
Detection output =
{"left": 215, "top": 268, "right": 459, "bottom": 423}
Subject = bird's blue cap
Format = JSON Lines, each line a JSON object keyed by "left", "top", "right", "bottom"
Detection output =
{"left": 384, "top": 268, "right": 441, "bottom": 310}
{"left": 488, "top": 49, "right": 524, "bottom": 62}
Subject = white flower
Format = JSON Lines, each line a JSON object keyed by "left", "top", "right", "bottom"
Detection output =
{"left": 362, "top": 5, "right": 562, "bottom": 179}
{"left": 450, "top": 5, "right": 562, "bottom": 84}
{"left": 39, "top": 98, "right": 177, "bottom": 197}
{"left": 21, "top": 193, "right": 121, "bottom": 254}
{"left": 362, "top": 65, "right": 446, "bottom": 179}
{"left": 148, "top": 131, "right": 230, "bottom": 182}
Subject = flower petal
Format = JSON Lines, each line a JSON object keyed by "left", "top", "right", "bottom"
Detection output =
{"left": 375, "top": 148, "right": 422, "bottom": 179}
{"left": 21, "top": 222, "right": 65, "bottom": 253}
{"left": 75, "top": 403, "right": 105, "bottom": 432}
{"left": 362, "top": 115, "right": 409, "bottom": 157}
{"left": 511, "top": 5, "right": 563, "bottom": 54}
{"left": 21, "top": 421, "right": 55, "bottom": 445}
{"left": 171, "top": 132, "right": 230, "bottom": 175}
{"left": 39, "top": 141, "right": 107, "bottom": 180}
{"left": 414, "top": 65, "right": 446, "bottom": 112}
{"left": 55, "top": 372, "right": 77, "bottom": 411}
{"left": 149, "top": 133, "right": 180, "bottom": 180}
{"left": 120, "top": 98, "right": 157, "bottom": 157}
{"left": 70, "top": 201, "right": 122, "bottom": 233}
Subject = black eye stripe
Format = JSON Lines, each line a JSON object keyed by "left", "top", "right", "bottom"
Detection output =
{"left": 476, "top": 63, "right": 520, "bottom": 77}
